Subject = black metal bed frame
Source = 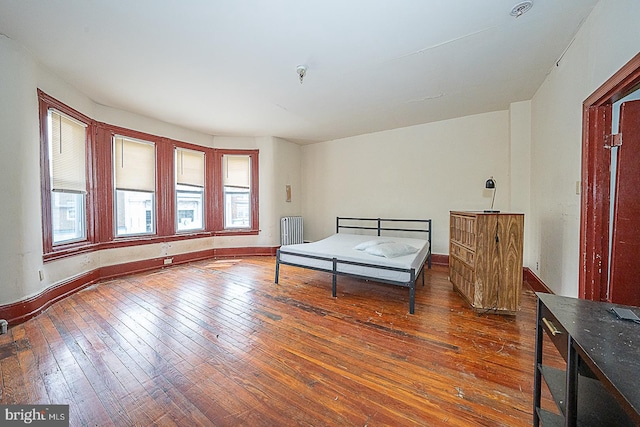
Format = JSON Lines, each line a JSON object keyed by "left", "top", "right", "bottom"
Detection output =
{"left": 274, "top": 217, "right": 432, "bottom": 314}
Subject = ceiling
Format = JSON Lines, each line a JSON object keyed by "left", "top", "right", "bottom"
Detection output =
{"left": 0, "top": 0, "right": 599, "bottom": 144}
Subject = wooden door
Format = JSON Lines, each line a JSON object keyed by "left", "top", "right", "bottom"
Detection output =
{"left": 609, "top": 100, "right": 640, "bottom": 306}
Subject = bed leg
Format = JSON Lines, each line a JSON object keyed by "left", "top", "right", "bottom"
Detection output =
{"left": 275, "top": 250, "right": 280, "bottom": 284}
{"left": 409, "top": 271, "right": 416, "bottom": 314}
{"left": 409, "top": 283, "right": 415, "bottom": 314}
{"left": 332, "top": 258, "right": 337, "bottom": 297}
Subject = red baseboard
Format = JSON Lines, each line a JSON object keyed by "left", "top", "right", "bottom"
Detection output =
{"left": 0, "top": 270, "right": 100, "bottom": 326}
{"left": 425, "top": 254, "right": 553, "bottom": 295}
{"left": 523, "top": 268, "right": 553, "bottom": 294}
{"left": 0, "top": 246, "right": 278, "bottom": 326}
{"left": 214, "top": 246, "right": 277, "bottom": 257}
{"left": 430, "top": 253, "right": 449, "bottom": 267}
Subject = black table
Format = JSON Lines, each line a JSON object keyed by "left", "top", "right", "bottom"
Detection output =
{"left": 533, "top": 292, "right": 640, "bottom": 426}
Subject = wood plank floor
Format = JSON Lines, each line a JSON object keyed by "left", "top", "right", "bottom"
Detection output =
{"left": 0, "top": 257, "right": 563, "bottom": 426}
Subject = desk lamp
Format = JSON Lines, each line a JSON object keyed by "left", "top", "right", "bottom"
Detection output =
{"left": 484, "top": 177, "right": 499, "bottom": 213}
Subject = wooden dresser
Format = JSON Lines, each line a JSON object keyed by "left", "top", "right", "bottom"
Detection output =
{"left": 449, "top": 211, "right": 524, "bottom": 314}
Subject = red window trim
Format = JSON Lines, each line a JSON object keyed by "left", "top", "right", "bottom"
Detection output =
{"left": 173, "top": 141, "right": 209, "bottom": 234}
{"left": 212, "top": 149, "right": 260, "bottom": 234}
{"left": 38, "top": 90, "right": 260, "bottom": 261}
{"left": 38, "top": 89, "right": 95, "bottom": 255}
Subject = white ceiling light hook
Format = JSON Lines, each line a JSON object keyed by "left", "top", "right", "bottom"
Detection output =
{"left": 510, "top": 1, "right": 533, "bottom": 17}
{"left": 296, "top": 65, "right": 307, "bottom": 84}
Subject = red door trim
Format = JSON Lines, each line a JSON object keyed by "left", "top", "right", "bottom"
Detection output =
{"left": 580, "top": 53, "right": 640, "bottom": 300}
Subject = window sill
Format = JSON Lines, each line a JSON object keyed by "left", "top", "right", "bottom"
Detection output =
{"left": 213, "top": 229, "right": 259, "bottom": 237}
{"left": 43, "top": 242, "right": 99, "bottom": 262}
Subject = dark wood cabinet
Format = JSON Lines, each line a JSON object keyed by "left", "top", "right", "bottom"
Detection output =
{"left": 534, "top": 293, "right": 640, "bottom": 426}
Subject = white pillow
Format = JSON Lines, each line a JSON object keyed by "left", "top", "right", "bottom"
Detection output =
{"left": 354, "top": 239, "right": 393, "bottom": 251}
{"left": 364, "top": 242, "right": 419, "bottom": 258}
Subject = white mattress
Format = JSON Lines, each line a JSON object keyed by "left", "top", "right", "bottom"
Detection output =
{"left": 278, "top": 233, "right": 430, "bottom": 283}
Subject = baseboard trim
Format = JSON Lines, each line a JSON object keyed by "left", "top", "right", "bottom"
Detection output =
{"left": 0, "top": 270, "right": 100, "bottom": 326}
{"left": 430, "top": 253, "right": 449, "bottom": 267}
{"left": 0, "top": 246, "right": 278, "bottom": 326}
{"left": 523, "top": 268, "right": 554, "bottom": 294}
{"left": 425, "top": 254, "right": 554, "bottom": 295}
{"left": 214, "top": 246, "right": 278, "bottom": 257}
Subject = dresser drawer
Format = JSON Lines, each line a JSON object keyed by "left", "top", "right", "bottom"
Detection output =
{"left": 450, "top": 214, "right": 477, "bottom": 248}
{"left": 449, "top": 257, "right": 475, "bottom": 304}
{"left": 450, "top": 242, "right": 475, "bottom": 267}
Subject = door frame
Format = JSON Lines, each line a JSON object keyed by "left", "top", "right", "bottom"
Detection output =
{"left": 580, "top": 53, "right": 640, "bottom": 301}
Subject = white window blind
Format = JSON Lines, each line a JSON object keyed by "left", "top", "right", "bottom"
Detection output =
{"left": 222, "top": 154, "right": 250, "bottom": 189}
{"left": 114, "top": 136, "right": 156, "bottom": 192}
{"left": 49, "top": 109, "right": 87, "bottom": 193}
{"left": 176, "top": 147, "right": 205, "bottom": 187}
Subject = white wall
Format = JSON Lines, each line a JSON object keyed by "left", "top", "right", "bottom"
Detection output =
{"left": 0, "top": 35, "right": 302, "bottom": 306}
{"left": 271, "top": 136, "right": 303, "bottom": 219}
{"left": 96, "top": 104, "right": 214, "bottom": 148}
{"left": 509, "top": 101, "right": 532, "bottom": 266}
{"left": 301, "top": 110, "right": 512, "bottom": 256}
{"left": 0, "top": 35, "right": 43, "bottom": 305}
{"left": 530, "top": 0, "right": 640, "bottom": 296}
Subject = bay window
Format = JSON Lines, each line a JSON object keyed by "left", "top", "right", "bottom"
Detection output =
{"left": 40, "top": 91, "right": 260, "bottom": 260}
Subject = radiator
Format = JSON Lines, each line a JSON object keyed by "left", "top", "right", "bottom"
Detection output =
{"left": 281, "top": 216, "right": 304, "bottom": 245}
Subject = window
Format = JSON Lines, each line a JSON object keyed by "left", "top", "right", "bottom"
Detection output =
{"left": 48, "top": 109, "right": 88, "bottom": 244}
{"left": 113, "top": 136, "right": 156, "bottom": 236}
{"left": 216, "top": 149, "right": 258, "bottom": 233}
{"left": 175, "top": 147, "right": 205, "bottom": 232}
{"left": 222, "top": 154, "right": 252, "bottom": 228}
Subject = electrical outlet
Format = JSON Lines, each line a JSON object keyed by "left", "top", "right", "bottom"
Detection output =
{"left": 163, "top": 258, "right": 173, "bottom": 265}
{"left": 536, "top": 262, "right": 539, "bottom": 271}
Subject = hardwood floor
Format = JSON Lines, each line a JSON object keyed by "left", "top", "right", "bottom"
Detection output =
{"left": 0, "top": 257, "right": 562, "bottom": 426}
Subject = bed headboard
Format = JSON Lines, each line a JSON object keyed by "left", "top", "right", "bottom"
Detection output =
{"left": 336, "top": 217, "right": 432, "bottom": 246}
